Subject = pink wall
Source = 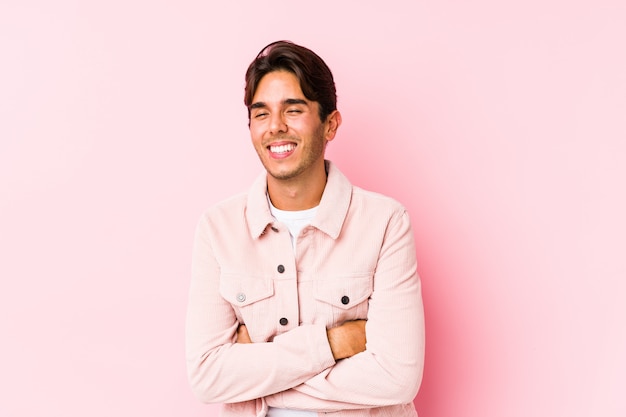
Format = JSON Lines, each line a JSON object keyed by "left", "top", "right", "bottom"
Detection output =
{"left": 1, "top": 1, "right": 625, "bottom": 416}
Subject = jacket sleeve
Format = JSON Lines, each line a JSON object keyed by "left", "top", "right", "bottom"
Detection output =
{"left": 265, "top": 210, "right": 425, "bottom": 411}
{"left": 185, "top": 214, "right": 336, "bottom": 404}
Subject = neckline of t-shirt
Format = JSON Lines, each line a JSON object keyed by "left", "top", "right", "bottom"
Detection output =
{"left": 267, "top": 195, "right": 318, "bottom": 221}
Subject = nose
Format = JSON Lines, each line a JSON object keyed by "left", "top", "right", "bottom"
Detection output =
{"left": 269, "top": 112, "right": 287, "bottom": 135}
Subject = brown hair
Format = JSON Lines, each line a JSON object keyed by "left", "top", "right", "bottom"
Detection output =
{"left": 244, "top": 40, "right": 337, "bottom": 122}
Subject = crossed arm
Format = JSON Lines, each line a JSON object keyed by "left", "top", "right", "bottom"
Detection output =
{"left": 187, "top": 209, "right": 424, "bottom": 409}
{"left": 237, "top": 319, "right": 367, "bottom": 361}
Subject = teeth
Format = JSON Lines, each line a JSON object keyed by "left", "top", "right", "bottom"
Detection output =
{"left": 270, "top": 144, "right": 295, "bottom": 154}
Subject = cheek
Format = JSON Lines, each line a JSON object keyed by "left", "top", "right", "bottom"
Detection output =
{"left": 249, "top": 126, "right": 264, "bottom": 144}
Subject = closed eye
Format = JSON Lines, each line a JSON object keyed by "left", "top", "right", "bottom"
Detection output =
{"left": 249, "top": 101, "right": 269, "bottom": 119}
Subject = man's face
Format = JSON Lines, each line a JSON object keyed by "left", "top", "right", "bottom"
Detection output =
{"left": 248, "top": 70, "right": 337, "bottom": 182}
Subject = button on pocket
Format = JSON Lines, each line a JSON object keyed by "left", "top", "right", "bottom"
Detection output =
{"left": 220, "top": 274, "right": 274, "bottom": 307}
{"left": 314, "top": 273, "right": 373, "bottom": 326}
{"left": 315, "top": 274, "right": 372, "bottom": 310}
{"left": 219, "top": 273, "right": 276, "bottom": 342}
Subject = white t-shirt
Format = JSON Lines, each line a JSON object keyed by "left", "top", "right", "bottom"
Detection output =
{"left": 267, "top": 197, "right": 318, "bottom": 417}
{"left": 268, "top": 198, "right": 317, "bottom": 253}
{"left": 266, "top": 407, "right": 318, "bottom": 417}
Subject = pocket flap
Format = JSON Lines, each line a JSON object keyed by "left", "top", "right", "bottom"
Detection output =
{"left": 220, "top": 273, "right": 274, "bottom": 307}
{"left": 315, "top": 273, "right": 373, "bottom": 310}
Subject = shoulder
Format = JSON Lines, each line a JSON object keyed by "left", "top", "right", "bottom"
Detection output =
{"left": 326, "top": 160, "right": 408, "bottom": 217}
{"left": 351, "top": 185, "right": 408, "bottom": 216}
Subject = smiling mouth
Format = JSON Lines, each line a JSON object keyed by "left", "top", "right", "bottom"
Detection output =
{"left": 269, "top": 143, "right": 296, "bottom": 154}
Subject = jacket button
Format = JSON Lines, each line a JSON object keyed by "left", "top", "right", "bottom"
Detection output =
{"left": 277, "top": 265, "right": 285, "bottom": 273}
{"left": 279, "top": 317, "right": 288, "bottom": 326}
{"left": 341, "top": 295, "right": 350, "bottom": 305}
{"left": 236, "top": 293, "right": 246, "bottom": 303}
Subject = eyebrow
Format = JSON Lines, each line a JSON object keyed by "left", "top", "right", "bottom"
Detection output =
{"left": 284, "top": 98, "right": 308, "bottom": 106}
{"left": 249, "top": 98, "right": 308, "bottom": 109}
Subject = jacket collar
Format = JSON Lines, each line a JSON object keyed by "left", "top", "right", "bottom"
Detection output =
{"left": 246, "top": 160, "right": 352, "bottom": 240}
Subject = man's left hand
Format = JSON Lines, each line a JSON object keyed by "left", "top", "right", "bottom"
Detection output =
{"left": 236, "top": 324, "right": 252, "bottom": 343}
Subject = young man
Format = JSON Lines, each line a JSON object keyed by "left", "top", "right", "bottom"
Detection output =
{"left": 186, "top": 41, "right": 425, "bottom": 417}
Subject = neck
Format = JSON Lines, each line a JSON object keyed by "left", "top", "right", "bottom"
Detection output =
{"left": 267, "top": 162, "right": 328, "bottom": 211}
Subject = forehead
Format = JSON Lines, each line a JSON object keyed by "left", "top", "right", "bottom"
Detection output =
{"left": 252, "top": 70, "right": 305, "bottom": 103}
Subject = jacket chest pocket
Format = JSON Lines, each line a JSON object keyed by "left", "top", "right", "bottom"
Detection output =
{"left": 314, "top": 273, "right": 373, "bottom": 327}
{"left": 219, "top": 273, "right": 276, "bottom": 342}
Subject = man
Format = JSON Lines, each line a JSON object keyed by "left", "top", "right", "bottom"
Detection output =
{"left": 186, "top": 40, "right": 425, "bottom": 417}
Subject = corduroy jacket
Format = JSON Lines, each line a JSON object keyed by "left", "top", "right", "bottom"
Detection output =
{"left": 186, "top": 161, "right": 425, "bottom": 417}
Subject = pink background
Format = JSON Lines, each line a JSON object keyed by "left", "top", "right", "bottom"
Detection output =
{"left": 1, "top": 1, "right": 625, "bottom": 416}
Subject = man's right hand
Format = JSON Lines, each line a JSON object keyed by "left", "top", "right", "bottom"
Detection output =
{"left": 326, "top": 319, "right": 367, "bottom": 360}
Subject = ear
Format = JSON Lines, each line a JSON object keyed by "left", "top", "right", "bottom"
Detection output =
{"left": 324, "top": 110, "right": 342, "bottom": 142}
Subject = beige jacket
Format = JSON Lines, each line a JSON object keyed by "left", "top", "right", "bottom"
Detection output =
{"left": 186, "top": 161, "right": 425, "bottom": 416}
